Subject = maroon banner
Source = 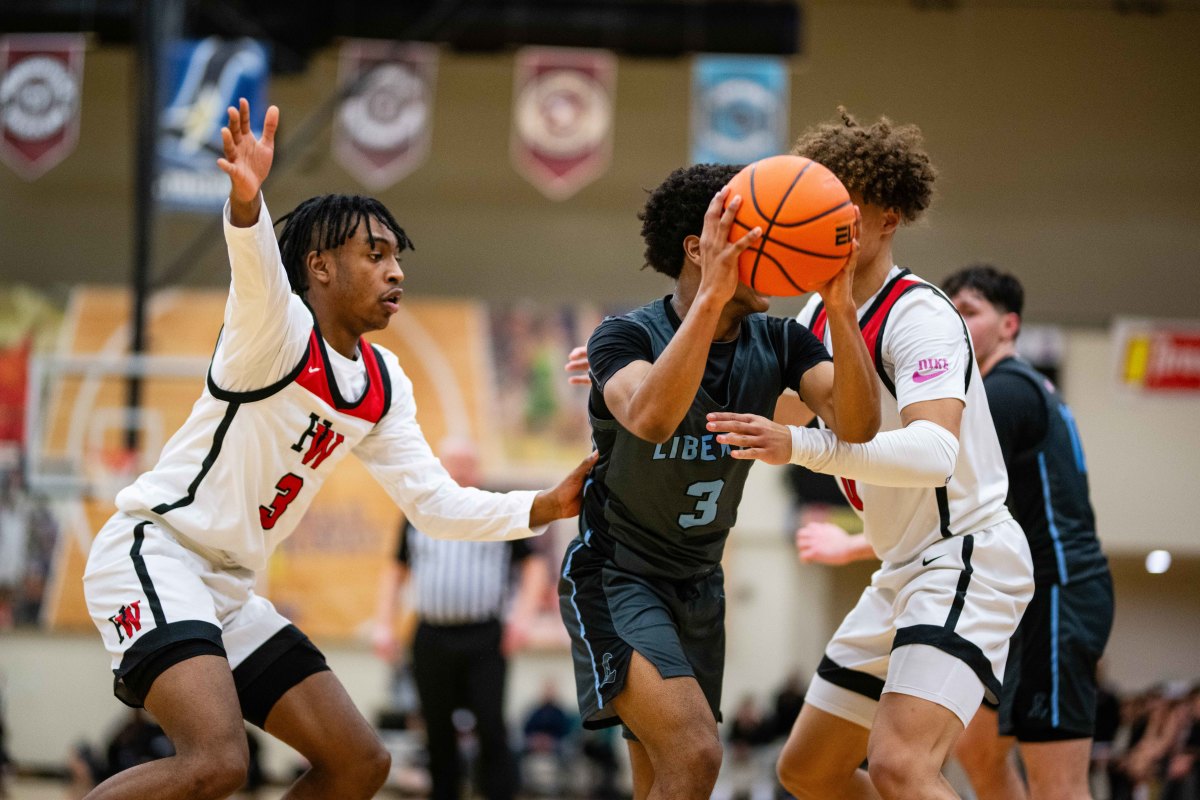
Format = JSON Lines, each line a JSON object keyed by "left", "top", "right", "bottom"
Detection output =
{"left": 334, "top": 40, "right": 438, "bottom": 190}
{"left": 0, "top": 34, "right": 85, "bottom": 181}
{"left": 511, "top": 47, "right": 616, "bottom": 201}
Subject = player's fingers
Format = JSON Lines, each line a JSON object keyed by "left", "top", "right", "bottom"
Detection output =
{"left": 703, "top": 185, "right": 729, "bottom": 230}
{"left": 729, "top": 225, "right": 762, "bottom": 254}
{"left": 220, "top": 126, "right": 236, "bottom": 159}
{"left": 238, "top": 97, "right": 251, "bottom": 135}
{"left": 567, "top": 375, "right": 591, "bottom": 386}
{"left": 261, "top": 104, "right": 279, "bottom": 146}
{"left": 568, "top": 345, "right": 588, "bottom": 360}
{"left": 226, "top": 107, "right": 241, "bottom": 145}
{"left": 216, "top": 158, "right": 235, "bottom": 177}
{"left": 728, "top": 447, "right": 766, "bottom": 461}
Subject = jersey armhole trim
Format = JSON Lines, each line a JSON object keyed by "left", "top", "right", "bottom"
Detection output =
{"left": 206, "top": 328, "right": 313, "bottom": 404}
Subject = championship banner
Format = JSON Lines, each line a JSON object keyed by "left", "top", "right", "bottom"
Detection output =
{"left": 157, "top": 37, "right": 270, "bottom": 211}
{"left": 1114, "top": 318, "right": 1200, "bottom": 392}
{"left": 511, "top": 47, "right": 616, "bottom": 201}
{"left": 333, "top": 40, "right": 437, "bottom": 190}
{"left": 0, "top": 34, "right": 85, "bottom": 181}
{"left": 691, "top": 55, "right": 788, "bottom": 166}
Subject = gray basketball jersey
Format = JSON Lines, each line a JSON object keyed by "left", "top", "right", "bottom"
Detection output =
{"left": 583, "top": 300, "right": 791, "bottom": 580}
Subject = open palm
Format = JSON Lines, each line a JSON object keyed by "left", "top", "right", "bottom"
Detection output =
{"left": 216, "top": 98, "right": 279, "bottom": 205}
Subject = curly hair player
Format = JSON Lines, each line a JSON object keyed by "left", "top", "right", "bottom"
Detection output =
{"left": 707, "top": 110, "right": 1035, "bottom": 800}
{"left": 80, "top": 100, "right": 593, "bottom": 800}
{"left": 558, "top": 163, "right": 880, "bottom": 800}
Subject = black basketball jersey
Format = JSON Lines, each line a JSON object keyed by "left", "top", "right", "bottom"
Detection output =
{"left": 987, "top": 356, "right": 1109, "bottom": 586}
{"left": 582, "top": 298, "right": 823, "bottom": 580}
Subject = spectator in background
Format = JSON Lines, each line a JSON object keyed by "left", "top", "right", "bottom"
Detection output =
{"left": 769, "top": 671, "right": 807, "bottom": 742}
{"left": 521, "top": 680, "right": 576, "bottom": 797}
{"left": 373, "top": 438, "right": 550, "bottom": 800}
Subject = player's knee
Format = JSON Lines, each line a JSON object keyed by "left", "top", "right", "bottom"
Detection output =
{"left": 686, "top": 734, "right": 722, "bottom": 784}
{"left": 776, "top": 749, "right": 828, "bottom": 797}
{"left": 867, "top": 748, "right": 933, "bottom": 799}
{"left": 338, "top": 739, "right": 391, "bottom": 795}
{"left": 179, "top": 740, "right": 249, "bottom": 799}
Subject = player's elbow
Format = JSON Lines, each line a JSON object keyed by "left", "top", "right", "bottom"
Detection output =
{"left": 621, "top": 407, "right": 680, "bottom": 444}
{"left": 831, "top": 408, "right": 881, "bottom": 444}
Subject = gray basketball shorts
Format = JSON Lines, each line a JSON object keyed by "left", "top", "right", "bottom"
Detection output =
{"left": 557, "top": 536, "right": 725, "bottom": 736}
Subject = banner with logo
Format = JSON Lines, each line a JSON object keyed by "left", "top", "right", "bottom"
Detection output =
{"left": 1114, "top": 319, "right": 1200, "bottom": 393}
{"left": 0, "top": 34, "right": 85, "bottom": 181}
{"left": 511, "top": 47, "right": 616, "bottom": 201}
{"left": 157, "top": 37, "right": 270, "bottom": 211}
{"left": 333, "top": 40, "right": 438, "bottom": 190}
{"left": 691, "top": 55, "right": 788, "bottom": 166}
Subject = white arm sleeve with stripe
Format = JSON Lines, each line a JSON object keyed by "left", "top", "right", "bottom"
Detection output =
{"left": 789, "top": 419, "right": 960, "bottom": 488}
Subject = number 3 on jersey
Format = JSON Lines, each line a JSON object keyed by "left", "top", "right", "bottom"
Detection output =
{"left": 678, "top": 479, "right": 725, "bottom": 529}
{"left": 260, "top": 473, "right": 304, "bottom": 530}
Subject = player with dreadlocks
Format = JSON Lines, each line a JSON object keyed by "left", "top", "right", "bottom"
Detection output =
{"left": 80, "top": 100, "right": 594, "bottom": 800}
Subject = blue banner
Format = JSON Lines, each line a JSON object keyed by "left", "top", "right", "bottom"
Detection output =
{"left": 691, "top": 55, "right": 788, "bottom": 166}
{"left": 157, "top": 37, "right": 269, "bottom": 212}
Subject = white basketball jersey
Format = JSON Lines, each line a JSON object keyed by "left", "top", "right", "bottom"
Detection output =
{"left": 113, "top": 200, "right": 538, "bottom": 573}
{"left": 798, "top": 266, "right": 1012, "bottom": 563}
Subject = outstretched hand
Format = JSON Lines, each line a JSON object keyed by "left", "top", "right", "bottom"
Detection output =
{"left": 216, "top": 98, "right": 279, "bottom": 224}
{"left": 564, "top": 345, "right": 590, "bottom": 386}
{"left": 705, "top": 411, "right": 791, "bottom": 465}
{"left": 530, "top": 450, "right": 599, "bottom": 527}
{"left": 796, "top": 522, "right": 858, "bottom": 565}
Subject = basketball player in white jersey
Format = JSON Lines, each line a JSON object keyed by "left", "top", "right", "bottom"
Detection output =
{"left": 706, "top": 110, "right": 1034, "bottom": 800}
{"left": 80, "top": 100, "right": 594, "bottom": 800}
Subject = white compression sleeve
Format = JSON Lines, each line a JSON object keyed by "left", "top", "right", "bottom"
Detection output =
{"left": 789, "top": 419, "right": 960, "bottom": 488}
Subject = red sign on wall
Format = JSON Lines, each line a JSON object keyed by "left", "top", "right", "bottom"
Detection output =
{"left": 1115, "top": 320, "right": 1200, "bottom": 392}
{"left": 0, "top": 34, "right": 85, "bottom": 181}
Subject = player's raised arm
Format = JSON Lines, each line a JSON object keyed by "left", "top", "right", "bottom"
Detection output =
{"left": 217, "top": 98, "right": 279, "bottom": 227}
{"left": 795, "top": 211, "right": 880, "bottom": 444}
{"left": 604, "top": 188, "right": 761, "bottom": 443}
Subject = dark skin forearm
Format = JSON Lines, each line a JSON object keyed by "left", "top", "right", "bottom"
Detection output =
{"left": 823, "top": 300, "right": 881, "bottom": 442}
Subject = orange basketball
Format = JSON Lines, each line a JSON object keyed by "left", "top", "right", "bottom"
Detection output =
{"left": 725, "top": 155, "right": 857, "bottom": 296}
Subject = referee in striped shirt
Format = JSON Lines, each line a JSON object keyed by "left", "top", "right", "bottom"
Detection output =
{"left": 373, "top": 438, "right": 549, "bottom": 800}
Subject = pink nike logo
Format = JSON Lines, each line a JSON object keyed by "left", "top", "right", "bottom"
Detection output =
{"left": 912, "top": 368, "right": 948, "bottom": 383}
{"left": 308, "top": 366, "right": 320, "bottom": 374}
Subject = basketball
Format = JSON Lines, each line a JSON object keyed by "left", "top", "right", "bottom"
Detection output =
{"left": 725, "top": 155, "right": 857, "bottom": 296}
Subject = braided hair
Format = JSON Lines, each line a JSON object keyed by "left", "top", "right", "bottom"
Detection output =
{"left": 275, "top": 195, "right": 414, "bottom": 296}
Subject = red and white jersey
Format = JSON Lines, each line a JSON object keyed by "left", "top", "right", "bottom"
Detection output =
{"left": 115, "top": 200, "right": 538, "bottom": 573}
{"left": 798, "top": 266, "right": 1012, "bottom": 563}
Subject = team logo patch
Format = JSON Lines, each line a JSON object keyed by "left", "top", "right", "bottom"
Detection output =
{"left": 108, "top": 600, "right": 143, "bottom": 644}
{"left": 599, "top": 652, "right": 617, "bottom": 687}
{"left": 912, "top": 357, "right": 950, "bottom": 383}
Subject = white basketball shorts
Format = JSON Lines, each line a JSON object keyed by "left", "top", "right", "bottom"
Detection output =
{"left": 806, "top": 519, "right": 1034, "bottom": 728}
{"left": 83, "top": 511, "right": 293, "bottom": 707}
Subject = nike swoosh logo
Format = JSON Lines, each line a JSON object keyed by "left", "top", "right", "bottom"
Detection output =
{"left": 912, "top": 369, "right": 948, "bottom": 384}
{"left": 921, "top": 554, "right": 947, "bottom": 566}
{"left": 307, "top": 367, "right": 320, "bottom": 374}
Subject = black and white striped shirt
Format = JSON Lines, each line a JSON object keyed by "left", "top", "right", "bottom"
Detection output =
{"left": 398, "top": 520, "right": 534, "bottom": 625}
